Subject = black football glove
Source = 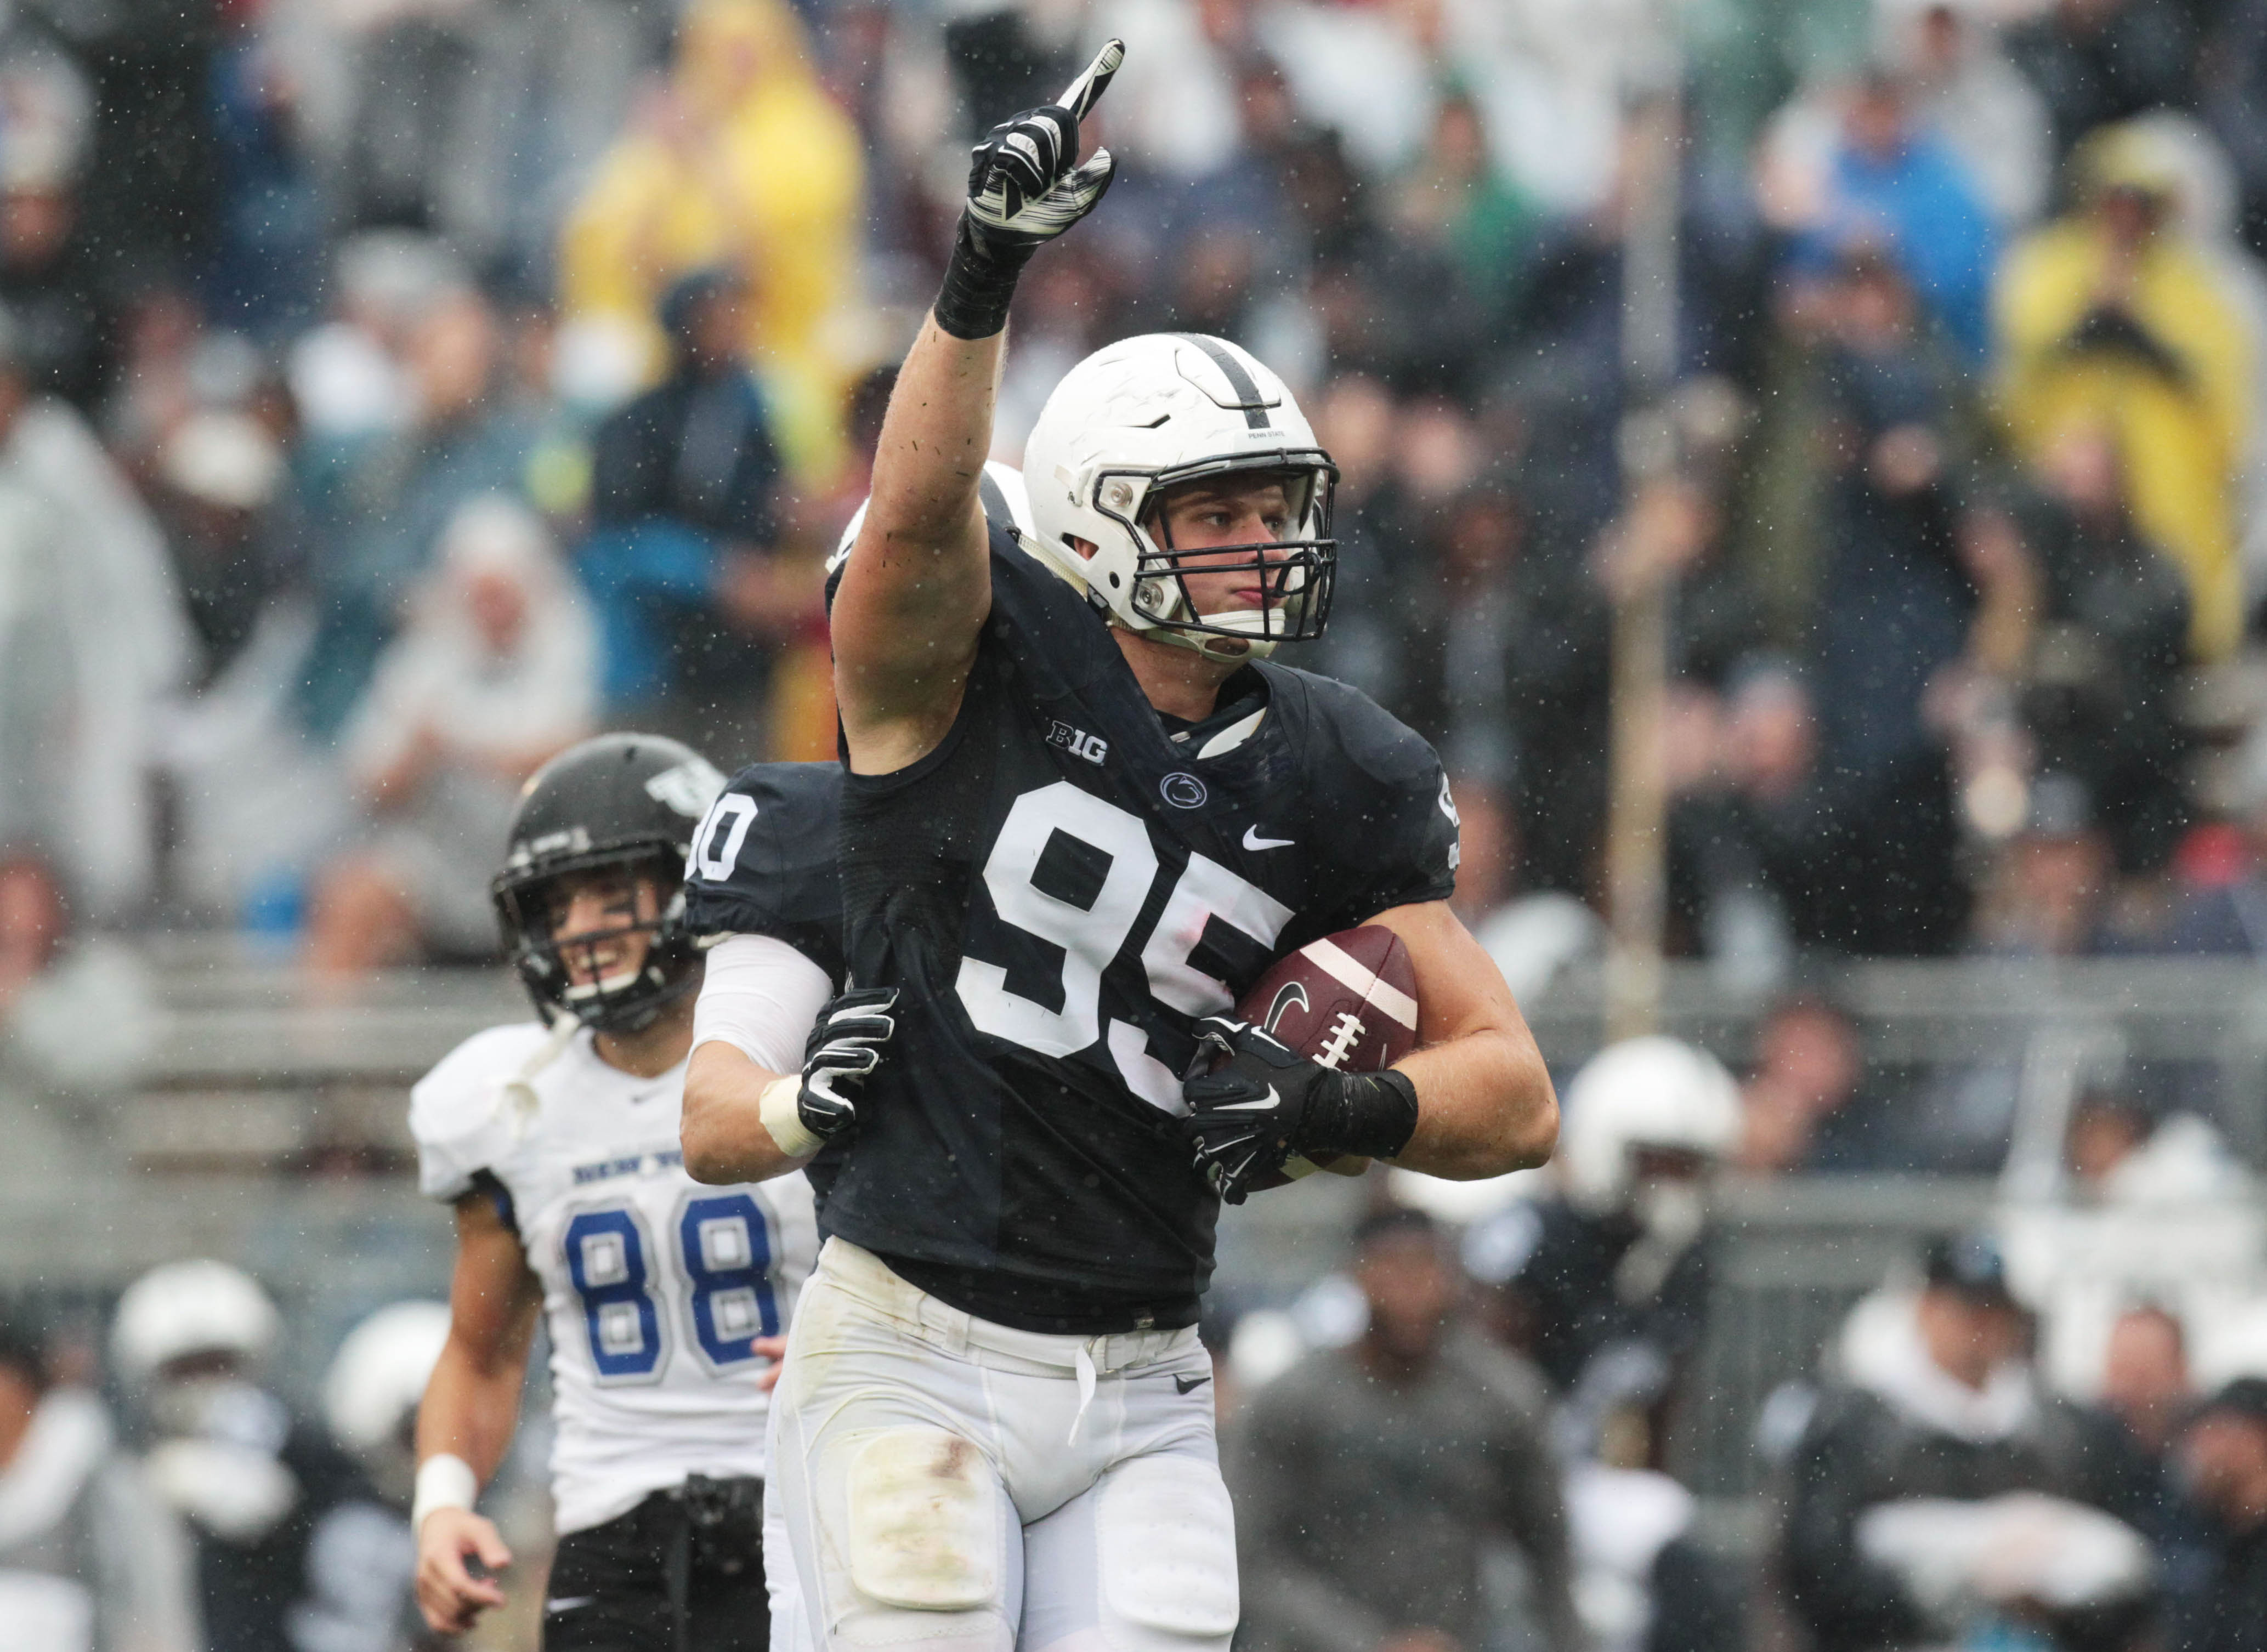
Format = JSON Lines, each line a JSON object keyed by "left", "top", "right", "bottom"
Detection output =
{"left": 933, "top": 39, "right": 1123, "bottom": 339}
{"left": 1180, "top": 1016, "right": 1420, "bottom": 1205}
{"left": 779, "top": 987, "right": 897, "bottom": 1150}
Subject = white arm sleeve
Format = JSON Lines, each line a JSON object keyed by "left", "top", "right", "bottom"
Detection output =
{"left": 692, "top": 934, "right": 834, "bottom": 1077}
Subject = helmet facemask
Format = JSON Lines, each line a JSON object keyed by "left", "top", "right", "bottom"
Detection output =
{"left": 492, "top": 848, "right": 702, "bottom": 1034}
{"left": 1090, "top": 454, "right": 1339, "bottom": 660}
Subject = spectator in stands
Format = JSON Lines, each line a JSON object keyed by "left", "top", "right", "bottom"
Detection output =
{"left": 2005, "top": 0, "right": 2197, "bottom": 164}
{"left": 2102, "top": 1304, "right": 2194, "bottom": 1466}
{"left": 1389, "top": 91, "right": 1544, "bottom": 326}
{"left": 582, "top": 267, "right": 804, "bottom": 743}
{"left": 559, "top": 0, "right": 863, "bottom": 459}
{"left": 296, "top": 281, "right": 537, "bottom": 737}
{"left": 1810, "top": 249, "right": 1976, "bottom": 790}
{"left": 0, "top": 46, "right": 113, "bottom": 413}
{"left": 2008, "top": 425, "right": 2193, "bottom": 875}
{"left": 2172, "top": 727, "right": 2267, "bottom": 954}
{"left": 0, "top": 856, "right": 64, "bottom": 1017}
{"left": 1971, "top": 773, "right": 2114, "bottom": 956}
{"left": 1775, "top": 71, "right": 2000, "bottom": 360}
{"left": 1996, "top": 122, "right": 2254, "bottom": 661}
{"left": 0, "top": 1316, "right": 199, "bottom": 1652}
{"left": 1229, "top": 1207, "right": 1582, "bottom": 1652}
{"left": 2170, "top": 1377, "right": 2267, "bottom": 1652}
{"left": 305, "top": 496, "right": 596, "bottom": 973}
{"left": 201, "top": 20, "right": 326, "bottom": 341}
{"left": 1782, "top": 1234, "right": 2158, "bottom": 1652}
{"left": 0, "top": 304, "right": 193, "bottom": 926}
{"left": 1737, "top": 996, "right": 1879, "bottom": 1174}
{"left": 1879, "top": 0, "right": 2053, "bottom": 230}
{"left": 2203, "top": 0, "right": 2267, "bottom": 254}
{"left": 149, "top": 410, "right": 300, "bottom": 686}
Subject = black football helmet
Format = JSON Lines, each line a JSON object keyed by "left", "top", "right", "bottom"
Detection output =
{"left": 491, "top": 733, "right": 726, "bottom": 1032}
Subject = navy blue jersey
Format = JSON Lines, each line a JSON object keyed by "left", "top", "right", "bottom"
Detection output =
{"left": 824, "top": 525, "right": 1458, "bottom": 1333}
{"left": 682, "top": 760, "right": 847, "bottom": 984}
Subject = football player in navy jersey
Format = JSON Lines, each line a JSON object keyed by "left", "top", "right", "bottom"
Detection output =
{"left": 737, "top": 39, "right": 1559, "bottom": 1652}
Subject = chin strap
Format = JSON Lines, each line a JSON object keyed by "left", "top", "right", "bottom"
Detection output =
{"left": 1108, "top": 610, "right": 1277, "bottom": 663}
{"left": 500, "top": 1016, "right": 580, "bottom": 1139}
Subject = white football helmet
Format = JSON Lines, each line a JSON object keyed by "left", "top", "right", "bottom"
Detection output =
{"left": 1557, "top": 1037, "right": 1744, "bottom": 1215}
{"left": 1021, "top": 333, "right": 1337, "bottom": 661}
{"left": 112, "top": 1259, "right": 280, "bottom": 1386}
{"left": 325, "top": 1300, "right": 449, "bottom": 1466}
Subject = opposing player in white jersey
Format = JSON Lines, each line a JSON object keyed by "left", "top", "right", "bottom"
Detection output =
{"left": 407, "top": 732, "right": 862, "bottom": 1650}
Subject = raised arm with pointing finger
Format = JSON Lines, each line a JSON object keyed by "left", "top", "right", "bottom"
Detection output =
{"left": 831, "top": 41, "right": 1124, "bottom": 777}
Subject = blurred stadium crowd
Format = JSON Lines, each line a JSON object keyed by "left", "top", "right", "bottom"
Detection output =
{"left": 24, "top": 0, "right": 2267, "bottom": 985}
{"left": 10, "top": 0, "right": 2267, "bottom": 1645}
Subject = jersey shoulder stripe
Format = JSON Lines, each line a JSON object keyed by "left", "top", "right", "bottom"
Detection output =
{"left": 409, "top": 1021, "right": 554, "bottom": 1202}
{"left": 682, "top": 759, "right": 847, "bottom": 983}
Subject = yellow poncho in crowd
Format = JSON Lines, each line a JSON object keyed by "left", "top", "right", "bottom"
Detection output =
{"left": 560, "top": 0, "right": 865, "bottom": 476}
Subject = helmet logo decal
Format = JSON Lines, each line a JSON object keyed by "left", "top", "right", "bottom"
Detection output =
{"left": 1172, "top": 333, "right": 1275, "bottom": 432}
{"left": 1160, "top": 772, "right": 1209, "bottom": 809}
{"left": 645, "top": 757, "right": 727, "bottom": 819}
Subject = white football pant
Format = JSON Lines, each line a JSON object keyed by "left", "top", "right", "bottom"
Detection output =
{"left": 768, "top": 1239, "right": 1237, "bottom": 1652}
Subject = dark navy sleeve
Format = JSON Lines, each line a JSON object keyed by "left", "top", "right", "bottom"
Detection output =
{"left": 1296, "top": 673, "right": 1461, "bottom": 926}
{"left": 682, "top": 760, "right": 847, "bottom": 983}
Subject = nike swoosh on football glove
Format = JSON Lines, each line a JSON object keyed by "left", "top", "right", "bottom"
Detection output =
{"left": 794, "top": 987, "right": 898, "bottom": 1142}
{"left": 933, "top": 39, "right": 1123, "bottom": 339}
{"left": 1180, "top": 1014, "right": 1421, "bottom": 1204}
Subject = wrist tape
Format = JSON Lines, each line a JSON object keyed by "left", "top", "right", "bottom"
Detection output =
{"left": 412, "top": 1454, "right": 478, "bottom": 1533}
{"left": 760, "top": 1074, "right": 823, "bottom": 1160}
{"left": 933, "top": 215, "right": 1035, "bottom": 340}
{"left": 1303, "top": 1068, "right": 1421, "bottom": 1161}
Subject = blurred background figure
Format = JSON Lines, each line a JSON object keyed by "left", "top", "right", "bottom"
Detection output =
{"left": 1736, "top": 995, "right": 1878, "bottom": 1176}
{"left": 111, "top": 1260, "right": 379, "bottom": 1652}
{"left": 320, "top": 1301, "right": 452, "bottom": 1652}
{"left": 581, "top": 266, "right": 802, "bottom": 750}
{"left": 1779, "top": 1233, "right": 2158, "bottom": 1652}
{"left": 558, "top": 0, "right": 863, "bottom": 469}
{"left": 303, "top": 495, "right": 596, "bottom": 975}
{"left": 2172, "top": 1377, "right": 2267, "bottom": 1652}
{"left": 1470, "top": 1038, "right": 1742, "bottom": 1466}
{"left": 0, "top": 1314, "right": 199, "bottom": 1652}
{"left": 1996, "top": 122, "right": 2254, "bottom": 662}
{"left": 1229, "top": 1207, "right": 1581, "bottom": 1652}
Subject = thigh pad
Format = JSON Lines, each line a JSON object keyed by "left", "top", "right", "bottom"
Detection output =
{"left": 1095, "top": 1455, "right": 1239, "bottom": 1647}
{"left": 845, "top": 1426, "right": 1003, "bottom": 1613}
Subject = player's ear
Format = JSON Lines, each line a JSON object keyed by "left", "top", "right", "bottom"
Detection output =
{"left": 1066, "top": 535, "right": 1098, "bottom": 560}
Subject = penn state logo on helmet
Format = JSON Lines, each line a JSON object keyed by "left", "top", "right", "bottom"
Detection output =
{"left": 1018, "top": 332, "right": 1338, "bottom": 661}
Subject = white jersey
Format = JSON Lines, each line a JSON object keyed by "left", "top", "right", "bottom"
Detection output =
{"left": 411, "top": 1020, "right": 818, "bottom": 1535}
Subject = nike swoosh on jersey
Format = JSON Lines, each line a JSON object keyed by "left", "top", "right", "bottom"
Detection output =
{"left": 1214, "top": 1088, "right": 1281, "bottom": 1112}
{"left": 1242, "top": 826, "right": 1295, "bottom": 851}
{"left": 547, "top": 1597, "right": 596, "bottom": 1614}
{"left": 1174, "top": 1372, "right": 1211, "bottom": 1394}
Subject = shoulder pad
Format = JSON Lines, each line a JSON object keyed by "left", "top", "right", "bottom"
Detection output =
{"left": 1263, "top": 665, "right": 1460, "bottom": 926}
{"left": 409, "top": 1023, "right": 553, "bottom": 1201}
{"left": 683, "top": 761, "right": 846, "bottom": 982}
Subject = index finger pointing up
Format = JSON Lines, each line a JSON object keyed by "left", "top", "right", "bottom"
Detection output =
{"left": 1059, "top": 38, "right": 1125, "bottom": 124}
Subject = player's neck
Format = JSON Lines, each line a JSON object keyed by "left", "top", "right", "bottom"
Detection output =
{"left": 1112, "top": 627, "right": 1246, "bottom": 724}
{"left": 592, "top": 994, "right": 696, "bottom": 1079}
